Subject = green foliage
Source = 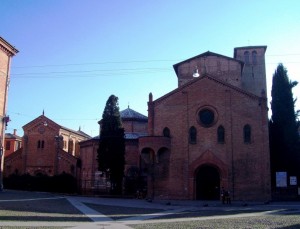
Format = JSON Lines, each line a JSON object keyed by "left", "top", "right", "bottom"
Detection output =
{"left": 97, "top": 95, "right": 125, "bottom": 194}
{"left": 270, "top": 63, "right": 300, "bottom": 179}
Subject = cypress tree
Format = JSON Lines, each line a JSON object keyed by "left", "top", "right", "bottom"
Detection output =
{"left": 270, "top": 63, "right": 299, "bottom": 184}
{"left": 97, "top": 95, "right": 125, "bottom": 194}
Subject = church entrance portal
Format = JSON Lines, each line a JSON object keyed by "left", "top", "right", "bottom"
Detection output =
{"left": 196, "top": 165, "right": 220, "bottom": 200}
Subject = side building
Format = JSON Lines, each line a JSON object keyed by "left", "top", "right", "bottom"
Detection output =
{"left": 0, "top": 37, "right": 18, "bottom": 190}
{"left": 79, "top": 106, "right": 148, "bottom": 195}
{"left": 4, "top": 114, "right": 90, "bottom": 178}
{"left": 5, "top": 129, "right": 22, "bottom": 157}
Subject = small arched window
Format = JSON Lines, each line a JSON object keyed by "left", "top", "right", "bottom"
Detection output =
{"left": 217, "top": 125, "right": 225, "bottom": 143}
{"left": 37, "top": 140, "right": 44, "bottom": 149}
{"left": 189, "top": 126, "right": 197, "bottom": 144}
{"left": 244, "top": 51, "right": 250, "bottom": 64}
{"left": 252, "top": 51, "right": 257, "bottom": 65}
{"left": 243, "top": 124, "right": 251, "bottom": 143}
{"left": 163, "top": 127, "right": 170, "bottom": 137}
{"left": 68, "top": 139, "right": 74, "bottom": 153}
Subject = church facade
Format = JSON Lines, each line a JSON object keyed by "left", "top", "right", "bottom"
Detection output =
{"left": 139, "top": 46, "right": 271, "bottom": 201}
{"left": 4, "top": 114, "right": 90, "bottom": 177}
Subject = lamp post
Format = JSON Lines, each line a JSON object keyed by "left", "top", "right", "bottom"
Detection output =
{"left": 0, "top": 144, "right": 3, "bottom": 191}
{"left": 55, "top": 135, "right": 63, "bottom": 175}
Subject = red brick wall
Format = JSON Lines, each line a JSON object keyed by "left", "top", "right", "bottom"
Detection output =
{"left": 148, "top": 76, "right": 270, "bottom": 201}
{"left": 5, "top": 115, "right": 89, "bottom": 178}
{"left": 122, "top": 120, "right": 147, "bottom": 133}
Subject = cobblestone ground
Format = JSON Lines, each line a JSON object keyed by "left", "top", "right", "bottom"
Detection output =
{"left": 0, "top": 190, "right": 300, "bottom": 228}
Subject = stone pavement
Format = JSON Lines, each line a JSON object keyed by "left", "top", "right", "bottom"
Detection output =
{"left": 0, "top": 190, "right": 300, "bottom": 228}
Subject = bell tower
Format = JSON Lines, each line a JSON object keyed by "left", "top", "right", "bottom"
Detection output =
{"left": 234, "top": 46, "right": 267, "bottom": 97}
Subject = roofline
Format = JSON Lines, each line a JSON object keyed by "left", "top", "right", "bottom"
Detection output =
{"left": 22, "top": 115, "right": 61, "bottom": 130}
{"left": 234, "top": 46, "right": 267, "bottom": 58}
{"left": 0, "top": 37, "right": 19, "bottom": 56}
{"left": 152, "top": 73, "right": 263, "bottom": 106}
{"left": 60, "top": 126, "right": 91, "bottom": 138}
{"left": 120, "top": 107, "right": 148, "bottom": 121}
{"left": 173, "top": 51, "right": 244, "bottom": 76}
{"left": 22, "top": 114, "right": 91, "bottom": 138}
{"left": 122, "top": 117, "right": 148, "bottom": 122}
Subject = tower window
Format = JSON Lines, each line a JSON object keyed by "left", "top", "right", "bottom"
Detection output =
{"left": 217, "top": 125, "right": 225, "bottom": 143}
{"left": 163, "top": 127, "right": 170, "bottom": 137}
{"left": 244, "top": 51, "right": 250, "bottom": 64}
{"left": 252, "top": 51, "right": 257, "bottom": 65}
{"left": 189, "top": 126, "right": 197, "bottom": 144}
{"left": 243, "top": 124, "right": 251, "bottom": 143}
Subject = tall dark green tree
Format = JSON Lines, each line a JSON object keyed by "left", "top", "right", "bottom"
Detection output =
{"left": 269, "top": 63, "right": 300, "bottom": 185}
{"left": 97, "top": 95, "right": 125, "bottom": 194}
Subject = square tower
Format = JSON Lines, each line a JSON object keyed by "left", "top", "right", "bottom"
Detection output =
{"left": 234, "top": 46, "right": 267, "bottom": 96}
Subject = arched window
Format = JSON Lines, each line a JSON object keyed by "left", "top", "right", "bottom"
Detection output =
{"left": 163, "top": 127, "right": 170, "bottom": 137}
{"left": 244, "top": 51, "right": 250, "bottom": 64}
{"left": 68, "top": 139, "right": 74, "bottom": 154}
{"left": 189, "top": 126, "right": 197, "bottom": 144}
{"left": 252, "top": 51, "right": 257, "bottom": 65}
{"left": 217, "top": 125, "right": 225, "bottom": 143}
{"left": 37, "top": 140, "right": 44, "bottom": 148}
{"left": 243, "top": 124, "right": 251, "bottom": 143}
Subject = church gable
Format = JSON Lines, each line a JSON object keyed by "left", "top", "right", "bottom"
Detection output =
{"left": 152, "top": 73, "right": 261, "bottom": 109}
{"left": 173, "top": 51, "right": 244, "bottom": 88}
{"left": 23, "top": 115, "right": 61, "bottom": 134}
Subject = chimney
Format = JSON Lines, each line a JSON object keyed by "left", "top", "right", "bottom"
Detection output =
{"left": 13, "top": 129, "right": 17, "bottom": 135}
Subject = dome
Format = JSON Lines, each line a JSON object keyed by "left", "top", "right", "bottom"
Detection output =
{"left": 120, "top": 106, "right": 148, "bottom": 122}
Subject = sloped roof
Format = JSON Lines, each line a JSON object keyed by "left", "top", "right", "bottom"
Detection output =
{"left": 125, "top": 132, "right": 148, "bottom": 139}
{"left": 61, "top": 126, "right": 91, "bottom": 138}
{"left": 0, "top": 37, "right": 19, "bottom": 56}
{"left": 23, "top": 115, "right": 91, "bottom": 139}
{"left": 120, "top": 106, "right": 148, "bottom": 122}
{"left": 5, "top": 133, "right": 22, "bottom": 140}
{"left": 81, "top": 131, "right": 148, "bottom": 142}
{"left": 152, "top": 73, "right": 263, "bottom": 106}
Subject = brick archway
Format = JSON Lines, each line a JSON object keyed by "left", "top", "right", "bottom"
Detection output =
{"left": 195, "top": 164, "right": 220, "bottom": 200}
{"left": 189, "top": 150, "right": 228, "bottom": 199}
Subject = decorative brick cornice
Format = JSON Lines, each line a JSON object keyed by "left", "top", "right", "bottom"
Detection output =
{"left": 0, "top": 37, "right": 19, "bottom": 57}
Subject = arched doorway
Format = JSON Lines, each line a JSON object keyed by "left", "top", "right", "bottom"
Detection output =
{"left": 196, "top": 165, "right": 220, "bottom": 200}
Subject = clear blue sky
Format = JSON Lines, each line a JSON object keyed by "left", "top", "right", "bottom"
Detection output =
{"left": 1, "top": 0, "right": 300, "bottom": 137}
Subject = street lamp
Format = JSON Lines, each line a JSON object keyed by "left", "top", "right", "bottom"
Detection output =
{"left": 0, "top": 144, "right": 4, "bottom": 191}
{"left": 55, "top": 135, "right": 63, "bottom": 175}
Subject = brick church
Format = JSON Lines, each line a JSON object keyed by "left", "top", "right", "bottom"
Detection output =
{"left": 4, "top": 45, "right": 271, "bottom": 201}
{"left": 138, "top": 46, "right": 271, "bottom": 201}
{"left": 80, "top": 45, "right": 270, "bottom": 201}
{"left": 4, "top": 114, "right": 90, "bottom": 177}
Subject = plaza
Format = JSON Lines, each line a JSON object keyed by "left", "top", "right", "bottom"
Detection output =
{"left": 0, "top": 190, "right": 299, "bottom": 228}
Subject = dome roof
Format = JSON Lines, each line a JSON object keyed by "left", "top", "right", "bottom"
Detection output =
{"left": 120, "top": 106, "right": 147, "bottom": 122}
